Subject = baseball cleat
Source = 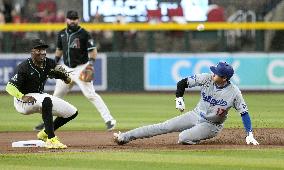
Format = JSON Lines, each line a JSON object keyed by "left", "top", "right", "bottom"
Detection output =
{"left": 106, "top": 119, "right": 117, "bottom": 131}
{"left": 45, "top": 136, "right": 67, "bottom": 149}
{"left": 33, "top": 122, "right": 44, "bottom": 131}
{"left": 37, "top": 129, "right": 48, "bottom": 142}
{"left": 113, "top": 131, "right": 128, "bottom": 145}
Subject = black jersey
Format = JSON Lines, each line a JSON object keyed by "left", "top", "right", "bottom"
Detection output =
{"left": 57, "top": 26, "right": 96, "bottom": 68}
{"left": 8, "top": 58, "right": 56, "bottom": 94}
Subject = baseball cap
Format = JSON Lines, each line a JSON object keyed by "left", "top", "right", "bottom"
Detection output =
{"left": 66, "top": 10, "right": 79, "bottom": 20}
{"left": 210, "top": 62, "right": 234, "bottom": 79}
{"left": 31, "top": 38, "right": 49, "bottom": 49}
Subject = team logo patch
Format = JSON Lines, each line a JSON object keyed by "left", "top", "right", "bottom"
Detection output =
{"left": 11, "top": 74, "right": 18, "bottom": 81}
{"left": 70, "top": 38, "right": 80, "bottom": 48}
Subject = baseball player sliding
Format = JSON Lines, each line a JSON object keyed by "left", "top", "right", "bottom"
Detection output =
{"left": 114, "top": 62, "right": 259, "bottom": 145}
{"left": 34, "top": 10, "right": 116, "bottom": 131}
{"left": 6, "top": 39, "right": 78, "bottom": 149}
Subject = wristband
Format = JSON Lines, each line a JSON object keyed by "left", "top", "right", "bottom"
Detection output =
{"left": 89, "top": 58, "right": 95, "bottom": 65}
{"left": 55, "top": 56, "right": 61, "bottom": 64}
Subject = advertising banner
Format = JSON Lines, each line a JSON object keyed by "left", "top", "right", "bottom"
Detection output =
{"left": 144, "top": 53, "right": 284, "bottom": 90}
{"left": 0, "top": 54, "right": 107, "bottom": 91}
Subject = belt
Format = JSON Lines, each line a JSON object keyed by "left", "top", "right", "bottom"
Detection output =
{"left": 199, "top": 112, "right": 222, "bottom": 127}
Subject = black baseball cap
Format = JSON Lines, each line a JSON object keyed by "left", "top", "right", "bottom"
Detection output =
{"left": 31, "top": 38, "right": 49, "bottom": 49}
{"left": 66, "top": 10, "right": 79, "bottom": 20}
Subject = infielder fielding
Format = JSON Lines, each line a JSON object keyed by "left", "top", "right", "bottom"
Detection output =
{"left": 114, "top": 62, "right": 259, "bottom": 145}
{"left": 34, "top": 10, "right": 116, "bottom": 131}
{"left": 6, "top": 39, "right": 78, "bottom": 149}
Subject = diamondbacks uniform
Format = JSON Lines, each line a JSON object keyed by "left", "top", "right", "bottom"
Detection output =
{"left": 8, "top": 58, "right": 77, "bottom": 117}
{"left": 118, "top": 73, "right": 248, "bottom": 144}
{"left": 54, "top": 27, "right": 115, "bottom": 123}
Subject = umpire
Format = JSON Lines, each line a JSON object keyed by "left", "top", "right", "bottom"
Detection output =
{"left": 34, "top": 10, "right": 116, "bottom": 131}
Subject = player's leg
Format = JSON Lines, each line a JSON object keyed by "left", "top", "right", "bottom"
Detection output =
{"left": 48, "top": 94, "right": 78, "bottom": 128}
{"left": 178, "top": 122, "right": 223, "bottom": 144}
{"left": 53, "top": 79, "right": 74, "bottom": 98}
{"left": 13, "top": 93, "right": 68, "bottom": 149}
{"left": 33, "top": 80, "right": 74, "bottom": 131}
{"left": 114, "top": 111, "right": 199, "bottom": 144}
{"left": 76, "top": 80, "right": 116, "bottom": 130}
{"left": 37, "top": 94, "right": 77, "bottom": 148}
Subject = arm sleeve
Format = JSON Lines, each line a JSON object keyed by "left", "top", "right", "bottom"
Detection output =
{"left": 56, "top": 32, "right": 63, "bottom": 50}
{"left": 233, "top": 89, "right": 248, "bottom": 114}
{"left": 176, "top": 78, "right": 188, "bottom": 97}
{"left": 5, "top": 82, "right": 24, "bottom": 99}
{"left": 87, "top": 32, "right": 96, "bottom": 51}
{"left": 8, "top": 65, "right": 26, "bottom": 92}
{"left": 175, "top": 73, "right": 211, "bottom": 97}
{"left": 241, "top": 111, "right": 253, "bottom": 133}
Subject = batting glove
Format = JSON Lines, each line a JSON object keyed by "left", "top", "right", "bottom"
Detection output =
{"left": 245, "top": 132, "right": 259, "bottom": 145}
{"left": 175, "top": 97, "right": 185, "bottom": 112}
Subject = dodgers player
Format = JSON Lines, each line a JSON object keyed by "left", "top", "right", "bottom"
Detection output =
{"left": 34, "top": 10, "right": 116, "bottom": 131}
{"left": 114, "top": 62, "right": 259, "bottom": 145}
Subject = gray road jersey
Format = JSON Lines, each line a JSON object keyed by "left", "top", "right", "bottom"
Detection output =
{"left": 188, "top": 73, "right": 248, "bottom": 124}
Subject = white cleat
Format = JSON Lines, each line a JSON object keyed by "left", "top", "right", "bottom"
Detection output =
{"left": 113, "top": 131, "right": 128, "bottom": 145}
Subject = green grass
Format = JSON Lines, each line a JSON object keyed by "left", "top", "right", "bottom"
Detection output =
{"left": 0, "top": 93, "right": 283, "bottom": 131}
{"left": 1, "top": 149, "right": 284, "bottom": 170}
{"left": 0, "top": 93, "right": 284, "bottom": 170}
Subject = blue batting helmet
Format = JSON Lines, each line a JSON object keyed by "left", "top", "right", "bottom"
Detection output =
{"left": 210, "top": 62, "right": 234, "bottom": 80}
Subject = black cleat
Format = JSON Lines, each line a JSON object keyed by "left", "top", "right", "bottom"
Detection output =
{"left": 106, "top": 119, "right": 116, "bottom": 131}
{"left": 33, "top": 122, "right": 44, "bottom": 132}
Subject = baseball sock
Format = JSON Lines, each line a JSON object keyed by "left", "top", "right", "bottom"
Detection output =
{"left": 42, "top": 97, "right": 55, "bottom": 139}
{"left": 53, "top": 111, "right": 78, "bottom": 131}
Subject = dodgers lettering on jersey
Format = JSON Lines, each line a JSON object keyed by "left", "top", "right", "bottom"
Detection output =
{"left": 201, "top": 92, "right": 227, "bottom": 106}
{"left": 187, "top": 73, "right": 248, "bottom": 124}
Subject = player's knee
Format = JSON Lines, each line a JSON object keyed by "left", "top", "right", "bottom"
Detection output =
{"left": 42, "top": 97, "right": 52, "bottom": 114}
{"left": 178, "top": 133, "right": 197, "bottom": 145}
{"left": 42, "top": 97, "right": 52, "bottom": 107}
{"left": 84, "top": 92, "right": 98, "bottom": 100}
{"left": 68, "top": 111, "right": 78, "bottom": 120}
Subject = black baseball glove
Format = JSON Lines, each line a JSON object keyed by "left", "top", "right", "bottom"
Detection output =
{"left": 48, "top": 65, "right": 71, "bottom": 84}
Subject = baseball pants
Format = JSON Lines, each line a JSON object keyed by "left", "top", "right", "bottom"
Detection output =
{"left": 53, "top": 63, "right": 114, "bottom": 122}
{"left": 14, "top": 93, "right": 77, "bottom": 118}
{"left": 119, "top": 111, "right": 223, "bottom": 144}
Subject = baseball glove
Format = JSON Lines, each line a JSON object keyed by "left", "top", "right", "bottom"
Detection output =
{"left": 79, "top": 65, "right": 94, "bottom": 82}
{"left": 48, "top": 65, "right": 71, "bottom": 84}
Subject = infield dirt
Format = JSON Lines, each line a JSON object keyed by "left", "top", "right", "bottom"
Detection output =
{"left": 1, "top": 128, "right": 283, "bottom": 153}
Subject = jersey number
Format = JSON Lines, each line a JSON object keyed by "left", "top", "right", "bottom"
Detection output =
{"left": 216, "top": 108, "right": 226, "bottom": 117}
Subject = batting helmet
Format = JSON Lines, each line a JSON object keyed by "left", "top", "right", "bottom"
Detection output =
{"left": 210, "top": 62, "right": 234, "bottom": 80}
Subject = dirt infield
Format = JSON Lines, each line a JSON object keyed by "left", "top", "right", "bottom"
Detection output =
{"left": 1, "top": 128, "right": 283, "bottom": 153}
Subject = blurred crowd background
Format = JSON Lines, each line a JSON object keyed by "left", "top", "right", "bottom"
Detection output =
{"left": 0, "top": 0, "right": 283, "bottom": 53}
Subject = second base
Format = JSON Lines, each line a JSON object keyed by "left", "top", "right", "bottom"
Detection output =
{"left": 12, "top": 140, "right": 45, "bottom": 147}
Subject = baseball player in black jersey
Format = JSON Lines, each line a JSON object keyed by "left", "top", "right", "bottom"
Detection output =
{"left": 6, "top": 39, "right": 78, "bottom": 149}
{"left": 33, "top": 10, "right": 116, "bottom": 132}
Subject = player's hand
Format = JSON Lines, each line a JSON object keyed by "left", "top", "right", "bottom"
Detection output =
{"left": 21, "top": 95, "right": 37, "bottom": 104}
{"left": 246, "top": 132, "right": 259, "bottom": 145}
{"left": 175, "top": 97, "right": 185, "bottom": 112}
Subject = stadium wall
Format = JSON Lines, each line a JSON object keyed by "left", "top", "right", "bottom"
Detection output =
{"left": 0, "top": 52, "right": 283, "bottom": 92}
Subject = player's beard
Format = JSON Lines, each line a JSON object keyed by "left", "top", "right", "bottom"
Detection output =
{"left": 67, "top": 23, "right": 79, "bottom": 32}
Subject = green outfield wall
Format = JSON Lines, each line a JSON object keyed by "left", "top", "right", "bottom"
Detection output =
{"left": 107, "top": 53, "right": 144, "bottom": 92}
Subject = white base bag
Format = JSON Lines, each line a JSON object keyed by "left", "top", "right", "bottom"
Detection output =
{"left": 12, "top": 140, "right": 45, "bottom": 147}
